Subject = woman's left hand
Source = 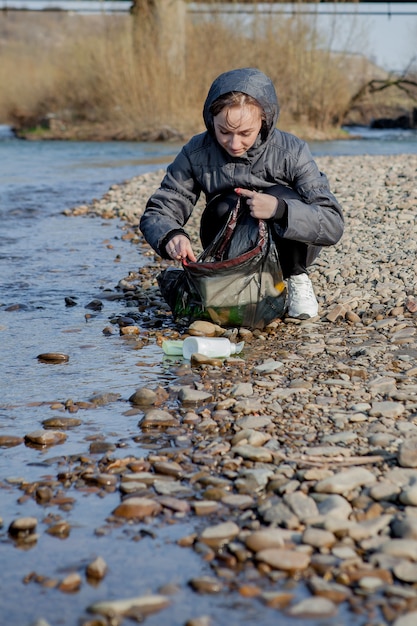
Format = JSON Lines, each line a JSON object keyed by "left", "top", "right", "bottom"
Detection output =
{"left": 235, "top": 188, "right": 278, "bottom": 220}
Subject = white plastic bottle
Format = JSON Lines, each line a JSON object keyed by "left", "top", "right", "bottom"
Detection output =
{"left": 182, "top": 336, "right": 244, "bottom": 360}
{"left": 162, "top": 339, "right": 184, "bottom": 356}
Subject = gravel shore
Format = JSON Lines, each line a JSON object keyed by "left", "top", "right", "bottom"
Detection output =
{"left": 59, "top": 154, "right": 417, "bottom": 624}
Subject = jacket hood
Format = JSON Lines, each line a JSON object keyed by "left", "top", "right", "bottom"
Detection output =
{"left": 203, "top": 67, "right": 280, "bottom": 143}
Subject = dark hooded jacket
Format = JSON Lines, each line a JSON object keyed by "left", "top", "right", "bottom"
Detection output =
{"left": 139, "top": 67, "right": 344, "bottom": 260}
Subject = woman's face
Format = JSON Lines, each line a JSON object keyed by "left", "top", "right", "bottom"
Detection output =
{"left": 213, "top": 104, "right": 262, "bottom": 157}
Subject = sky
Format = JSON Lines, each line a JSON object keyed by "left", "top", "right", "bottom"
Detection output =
{"left": 314, "top": 2, "right": 417, "bottom": 72}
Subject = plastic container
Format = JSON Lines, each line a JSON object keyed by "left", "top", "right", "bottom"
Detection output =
{"left": 182, "top": 336, "right": 244, "bottom": 360}
{"left": 162, "top": 340, "right": 184, "bottom": 356}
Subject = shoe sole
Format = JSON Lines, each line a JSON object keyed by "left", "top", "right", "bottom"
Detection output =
{"left": 285, "top": 314, "right": 319, "bottom": 323}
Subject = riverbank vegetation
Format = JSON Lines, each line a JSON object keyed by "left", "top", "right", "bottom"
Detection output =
{"left": 0, "top": 9, "right": 415, "bottom": 141}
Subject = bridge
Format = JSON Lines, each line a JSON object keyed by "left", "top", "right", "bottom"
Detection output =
{"left": 1, "top": 1, "right": 417, "bottom": 15}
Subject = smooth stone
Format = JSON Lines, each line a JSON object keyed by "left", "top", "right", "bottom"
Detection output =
{"left": 232, "top": 444, "right": 273, "bottom": 463}
{"left": 190, "top": 353, "right": 223, "bottom": 367}
{"left": 112, "top": 497, "right": 162, "bottom": 519}
{"left": 284, "top": 491, "right": 319, "bottom": 521}
{"left": 286, "top": 597, "right": 337, "bottom": 618}
{"left": 221, "top": 494, "right": 253, "bottom": 509}
{"left": 235, "top": 415, "right": 272, "bottom": 429}
{"left": 9, "top": 516, "right": 37, "bottom": 537}
{"left": 42, "top": 417, "right": 82, "bottom": 429}
{"left": 317, "top": 494, "right": 352, "bottom": 519}
{"left": 200, "top": 521, "right": 240, "bottom": 548}
{"left": 188, "top": 321, "right": 219, "bottom": 336}
{"left": 158, "top": 496, "right": 191, "bottom": 513}
{"left": 37, "top": 352, "right": 69, "bottom": 363}
{"left": 315, "top": 468, "right": 376, "bottom": 494}
{"left": 399, "top": 438, "right": 417, "bottom": 468}
{"left": 381, "top": 539, "right": 417, "bottom": 560}
{"left": 244, "top": 528, "right": 288, "bottom": 552}
{"left": 254, "top": 360, "right": 284, "bottom": 373}
{"left": 302, "top": 527, "right": 336, "bottom": 549}
{"left": 0, "top": 435, "right": 24, "bottom": 447}
{"left": 370, "top": 401, "right": 405, "bottom": 418}
{"left": 129, "top": 388, "right": 157, "bottom": 406}
{"left": 393, "top": 561, "right": 417, "bottom": 583}
{"left": 189, "top": 577, "right": 223, "bottom": 593}
{"left": 193, "top": 501, "right": 220, "bottom": 516}
{"left": 230, "top": 383, "right": 253, "bottom": 397}
{"left": 178, "top": 387, "right": 213, "bottom": 404}
{"left": 256, "top": 548, "right": 310, "bottom": 571}
{"left": 393, "top": 611, "right": 417, "bottom": 626}
{"left": 24, "top": 430, "right": 67, "bottom": 446}
{"left": 88, "top": 594, "right": 170, "bottom": 617}
{"left": 139, "top": 409, "right": 179, "bottom": 429}
{"left": 308, "top": 576, "right": 352, "bottom": 602}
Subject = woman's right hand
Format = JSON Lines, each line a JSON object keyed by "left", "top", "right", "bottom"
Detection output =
{"left": 165, "top": 234, "right": 197, "bottom": 262}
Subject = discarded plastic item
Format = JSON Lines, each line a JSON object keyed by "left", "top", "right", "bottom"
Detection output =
{"left": 162, "top": 340, "right": 184, "bottom": 356}
{"left": 182, "top": 337, "right": 244, "bottom": 360}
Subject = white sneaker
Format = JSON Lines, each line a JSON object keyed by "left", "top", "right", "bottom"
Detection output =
{"left": 287, "top": 274, "right": 319, "bottom": 319}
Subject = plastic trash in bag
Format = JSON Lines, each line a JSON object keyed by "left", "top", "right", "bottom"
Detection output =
{"left": 157, "top": 197, "right": 286, "bottom": 329}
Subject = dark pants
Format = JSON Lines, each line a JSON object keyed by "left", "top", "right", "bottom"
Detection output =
{"left": 200, "top": 187, "right": 315, "bottom": 279}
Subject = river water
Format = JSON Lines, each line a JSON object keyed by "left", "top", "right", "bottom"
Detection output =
{"left": 1, "top": 126, "right": 417, "bottom": 626}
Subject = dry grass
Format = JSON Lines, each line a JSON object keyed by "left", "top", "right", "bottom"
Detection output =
{"left": 0, "top": 7, "right": 406, "bottom": 140}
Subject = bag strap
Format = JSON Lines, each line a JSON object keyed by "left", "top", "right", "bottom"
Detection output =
{"left": 213, "top": 197, "right": 241, "bottom": 260}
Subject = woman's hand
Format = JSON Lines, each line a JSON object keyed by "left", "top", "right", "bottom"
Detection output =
{"left": 165, "top": 234, "right": 197, "bottom": 262}
{"left": 235, "top": 188, "right": 278, "bottom": 220}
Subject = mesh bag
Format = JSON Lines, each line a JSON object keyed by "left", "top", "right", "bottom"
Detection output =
{"left": 157, "top": 198, "right": 287, "bottom": 329}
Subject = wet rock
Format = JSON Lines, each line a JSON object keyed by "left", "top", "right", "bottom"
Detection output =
{"left": 139, "top": 409, "right": 179, "bottom": 429}
{"left": 85, "top": 299, "right": 103, "bottom": 311}
{"left": 185, "top": 616, "right": 212, "bottom": 626}
{"left": 189, "top": 577, "right": 223, "bottom": 593}
{"left": 129, "top": 387, "right": 157, "bottom": 406}
{"left": 86, "top": 556, "right": 108, "bottom": 580}
{"left": 89, "top": 392, "right": 120, "bottom": 406}
{"left": 59, "top": 572, "right": 82, "bottom": 592}
{"left": 112, "top": 497, "right": 162, "bottom": 519}
{"left": 24, "top": 430, "right": 67, "bottom": 447}
{"left": 46, "top": 520, "right": 71, "bottom": 538}
{"left": 0, "top": 434, "right": 24, "bottom": 447}
{"left": 37, "top": 352, "right": 69, "bottom": 364}
{"left": 88, "top": 594, "right": 170, "bottom": 617}
{"left": 190, "top": 353, "right": 224, "bottom": 367}
{"left": 42, "top": 417, "right": 82, "bottom": 429}
{"left": 9, "top": 516, "right": 37, "bottom": 538}
{"left": 286, "top": 596, "right": 338, "bottom": 618}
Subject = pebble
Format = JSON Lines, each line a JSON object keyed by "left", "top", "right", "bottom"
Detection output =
{"left": 36, "top": 352, "right": 69, "bottom": 363}
{"left": 14, "top": 154, "right": 417, "bottom": 625}
{"left": 24, "top": 430, "right": 67, "bottom": 447}
{"left": 88, "top": 594, "right": 171, "bottom": 617}
{"left": 112, "top": 497, "right": 162, "bottom": 519}
{"left": 86, "top": 556, "right": 108, "bottom": 580}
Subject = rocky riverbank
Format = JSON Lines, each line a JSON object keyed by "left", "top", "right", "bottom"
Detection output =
{"left": 7, "top": 154, "right": 417, "bottom": 625}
